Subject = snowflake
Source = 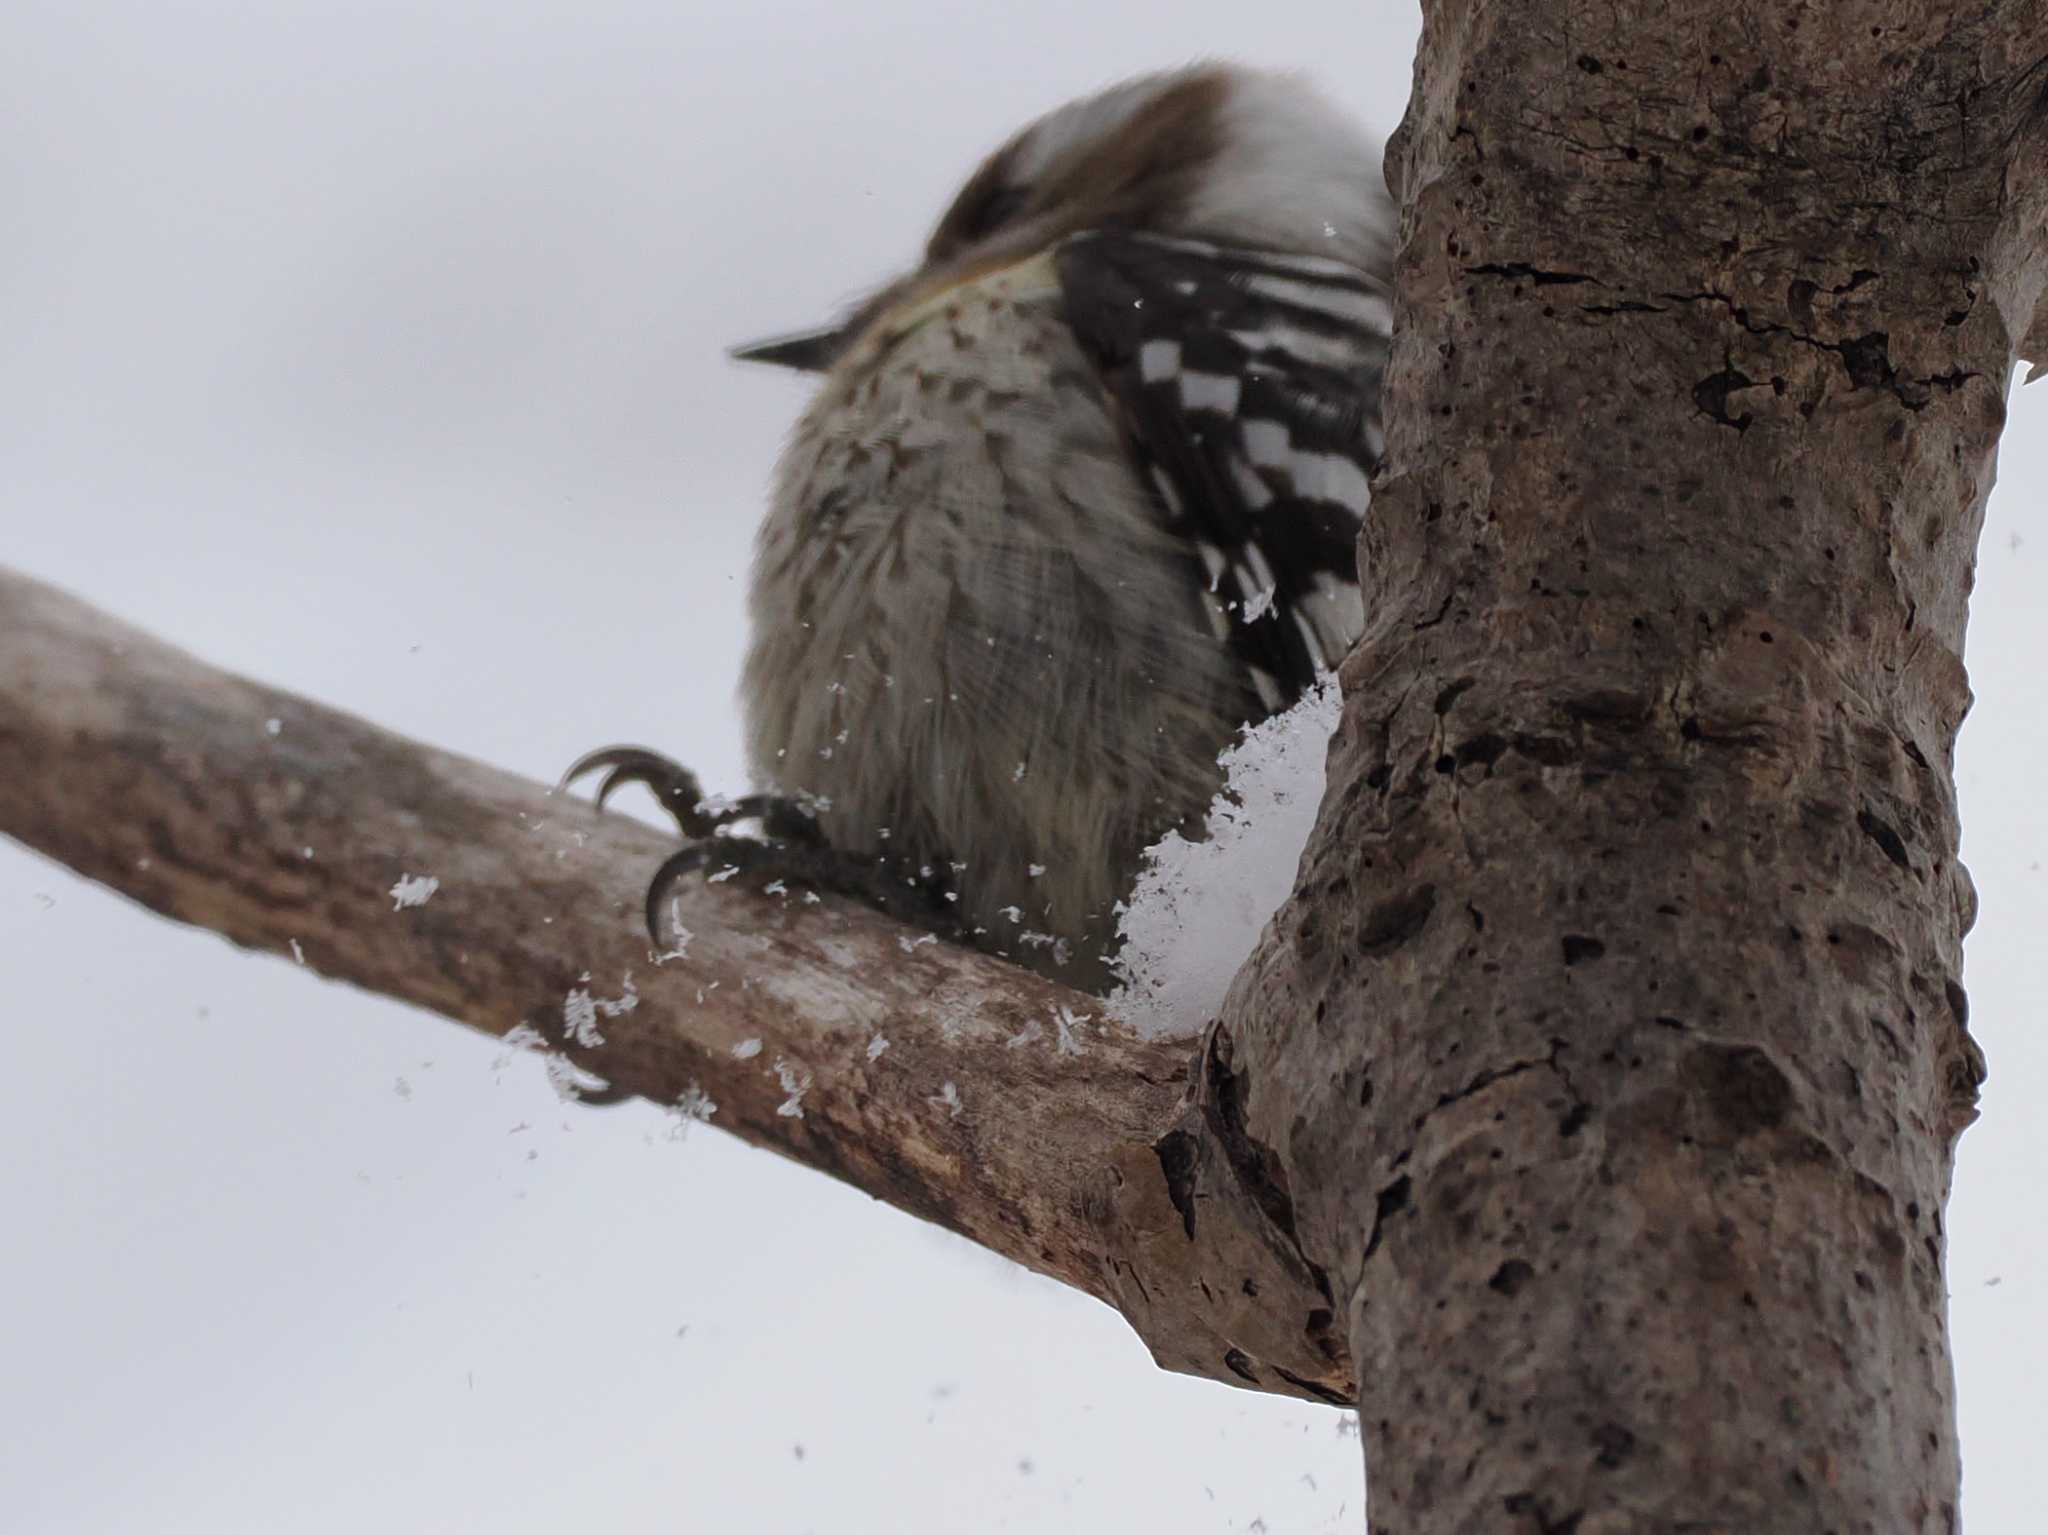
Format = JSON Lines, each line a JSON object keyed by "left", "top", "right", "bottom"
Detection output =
{"left": 543, "top": 1054, "right": 609, "bottom": 1102}
{"left": 499, "top": 1024, "right": 547, "bottom": 1053}
{"left": 652, "top": 898, "right": 693, "bottom": 964}
{"left": 774, "top": 1059, "right": 812, "bottom": 1119}
{"left": 388, "top": 872, "right": 440, "bottom": 910}
{"left": 562, "top": 974, "right": 637, "bottom": 1049}
{"left": 669, "top": 1082, "right": 717, "bottom": 1135}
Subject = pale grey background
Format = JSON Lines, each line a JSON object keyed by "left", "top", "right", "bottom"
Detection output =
{"left": 2, "top": 4, "right": 2040, "bottom": 1531}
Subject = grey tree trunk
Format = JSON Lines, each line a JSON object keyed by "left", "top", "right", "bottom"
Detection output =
{"left": 1205, "top": 3, "right": 2043, "bottom": 1528}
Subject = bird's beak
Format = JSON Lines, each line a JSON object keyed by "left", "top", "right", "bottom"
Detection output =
{"left": 728, "top": 324, "right": 854, "bottom": 373}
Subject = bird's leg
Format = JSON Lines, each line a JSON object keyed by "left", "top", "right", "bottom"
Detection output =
{"left": 560, "top": 743, "right": 967, "bottom": 954}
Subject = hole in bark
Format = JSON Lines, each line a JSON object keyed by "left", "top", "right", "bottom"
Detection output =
{"left": 1575, "top": 54, "right": 1603, "bottom": 73}
{"left": 1362, "top": 1175, "right": 1411, "bottom": 1262}
{"left": 1856, "top": 809, "right": 1913, "bottom": 871}
{"left": 1222, "top": 1348, "right": 1260, "bottom": 1385}
{"left": 1840, "top": 331, "right": 1894, "bottom": 389}
{"left": 1488, "top": 1258, "right": 1535, "bottom": 1296}
{"left": 1561, "top": 934, "right": 1606, "bottom": 965}
{"left": 1558, "top": 1103, "right": 1591, "bottom": 1137}
{"left": 1156, "top": 1130, "right": 1199, "bottom": 1240}
{"left": 1688, "top": 1043, "right": 1795, "bottom": 1136}
{"left": 1358, "top": 885, "right": 1437, "bottom": 956}
{"left": 1592, "top": 1422, "right": 1637, "bottom": 1468}
{"left": 1692, "top": 368, "right": 1754, "bottom": 431}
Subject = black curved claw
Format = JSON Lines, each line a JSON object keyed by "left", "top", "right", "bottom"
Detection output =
{"left": 561, "top": 744, "right": 712, "bottom": 836}
{"left": 562, "top": 746, "right": 831, "bottom": 847}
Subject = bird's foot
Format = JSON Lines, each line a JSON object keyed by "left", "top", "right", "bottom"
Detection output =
{"left": 639, "top": 837, "right": 966, "bottom": 954}
{"left": 560, "top": 743, "right": 962, "bottom": 953}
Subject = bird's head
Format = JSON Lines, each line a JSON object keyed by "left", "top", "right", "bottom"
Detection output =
{"left": 732, "top": 63, "right": 1390, "bottom": 373}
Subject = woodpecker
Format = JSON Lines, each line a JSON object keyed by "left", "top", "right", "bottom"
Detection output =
{"left": 571, "top": 64, "right": 1395, "bottom": 992}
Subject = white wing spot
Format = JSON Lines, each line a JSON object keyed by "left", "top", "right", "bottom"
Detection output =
{"left": 1178, "top": 370, "right": 1242, "bottom": 415}
{"left": 1243, "top": 274, "right": 1394, "bottom": 332}
{"left": 1227, "top": 322, "right": 1368, "bottom": 372}
{"left": 1291, "top": 449, "right": 1374, "bottom": 514}
{"left": 1139, "top": 338, "right": 1183, "bottom": 382}
{"left": 1241, "top": 542, "right": 1277, "bottom": 594}
{"left": 1242, "top": 417, "right": 1293, "bottom": 471}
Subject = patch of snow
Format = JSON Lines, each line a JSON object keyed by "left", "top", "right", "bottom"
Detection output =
{"left": 1107, "top": 676, "right": 1341, "bottom": 1039}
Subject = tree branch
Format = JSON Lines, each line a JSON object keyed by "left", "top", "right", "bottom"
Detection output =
{"left": 0, "top": 565, "right": 1351, "bottom": 1404}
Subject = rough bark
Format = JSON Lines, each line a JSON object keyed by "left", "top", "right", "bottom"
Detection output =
{"left": 1199, "top": 5, "right": 2039, "bottom": 1531}
{"left": 0, "top": 565, "right": 1359, "bottom": 1403}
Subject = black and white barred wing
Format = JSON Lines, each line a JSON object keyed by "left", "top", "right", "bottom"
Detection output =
{"left": 1055, "top": 230, "right": 1391, "bottom": 715}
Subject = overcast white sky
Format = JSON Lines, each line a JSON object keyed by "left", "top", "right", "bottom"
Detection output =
{"left": 3, "top": 4, "right": 2042, "bottom": 1531}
